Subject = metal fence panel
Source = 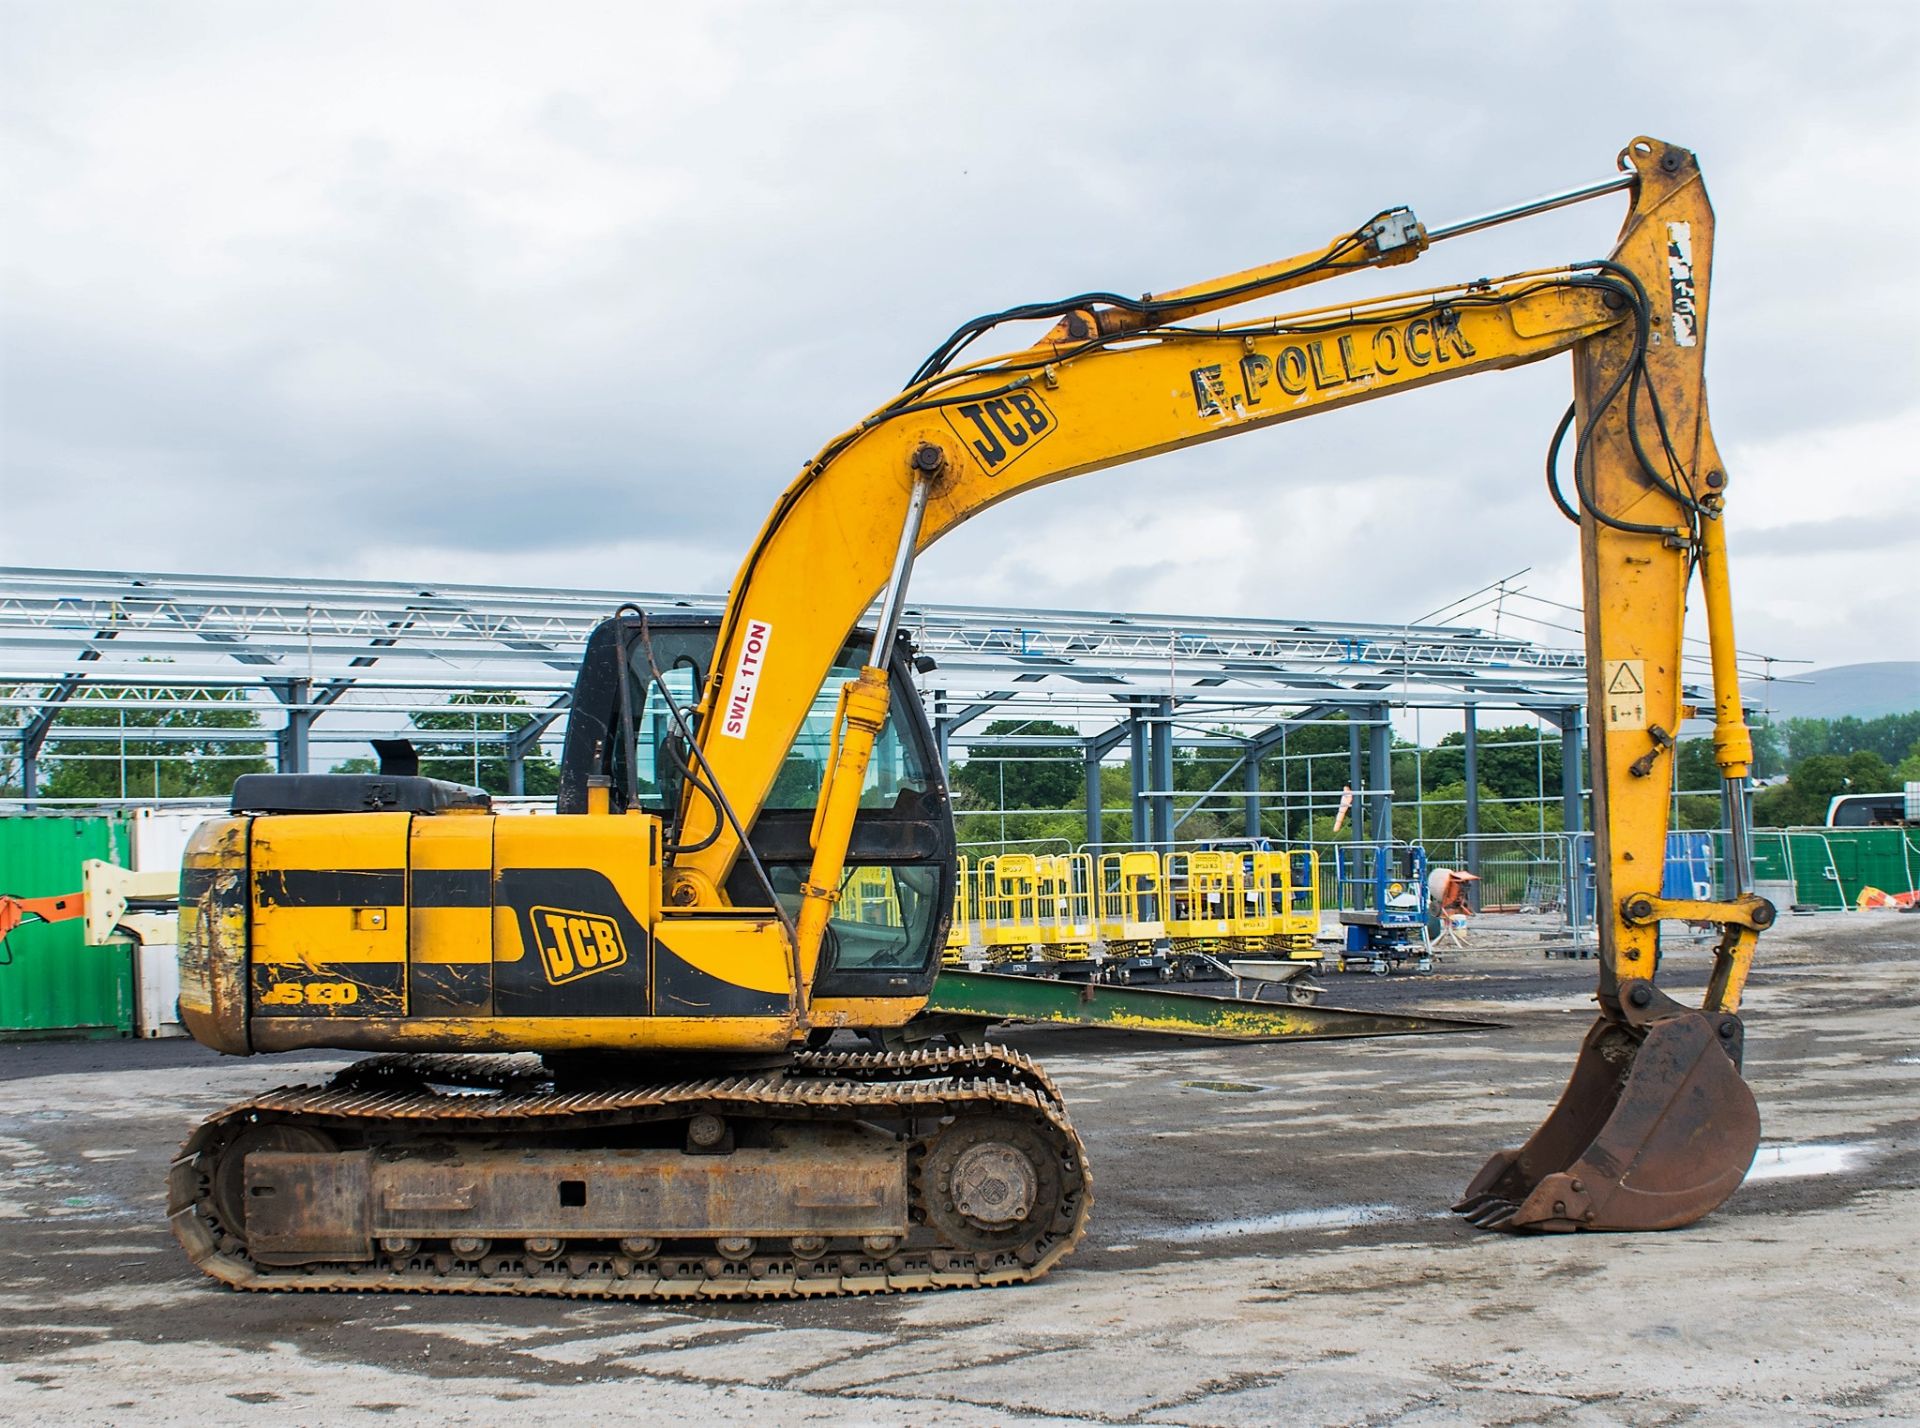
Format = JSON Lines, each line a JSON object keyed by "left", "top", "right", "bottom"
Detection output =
{"left": 1751, "top": 827, "right": 1918, "bottom": 910}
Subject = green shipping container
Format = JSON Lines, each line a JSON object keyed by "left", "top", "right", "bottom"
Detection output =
{"left": 0, "top": 816, "right": 134, "bottom": 1040}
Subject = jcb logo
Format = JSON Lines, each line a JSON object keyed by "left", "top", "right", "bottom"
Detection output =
{"left": 942, "top": 389, "right": 1057, "bottom": 474}
{"left": 530, "top": 906, "right": 628, "bottom": 986}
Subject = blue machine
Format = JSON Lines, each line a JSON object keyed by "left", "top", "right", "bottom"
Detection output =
{"left": 1334, "top": 842, "right": 1431, "bottom": 973}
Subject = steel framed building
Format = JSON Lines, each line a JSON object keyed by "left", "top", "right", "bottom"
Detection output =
{"left": 0, "top": 565, "right": 1682, "bottom": 854}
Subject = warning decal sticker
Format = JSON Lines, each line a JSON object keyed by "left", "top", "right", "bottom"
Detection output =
{"left": 720, "top": 619, "right": 772, "bottom": 740}
{"left": 1603, "top": 659, "right": 1647, "bottom": 729}
{"left": 1666, "top": 222, "right": 1699, "bottom": 348}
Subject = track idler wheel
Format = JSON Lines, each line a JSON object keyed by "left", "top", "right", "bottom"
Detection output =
{"left": 1454, "top": 978, "right": 1759, "bottom": 1233}
{"left": 921, "top": 1115, "right": 1068, "bottom": 1266}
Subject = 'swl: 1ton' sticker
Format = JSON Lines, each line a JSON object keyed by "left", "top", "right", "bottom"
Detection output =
{"left": 721, "top": 618, "right": 773, "bottom": 739}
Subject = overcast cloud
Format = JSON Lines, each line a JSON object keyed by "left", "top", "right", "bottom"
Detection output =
{"left": 3, "top": 1, "right": 1916, "bottom": 673}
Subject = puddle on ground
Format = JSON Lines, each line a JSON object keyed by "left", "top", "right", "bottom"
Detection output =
{"left": 1152, "top": 1203, "right": 1405, "bottom": 1241}
{"left": 1745, "top": 1142, "right": 1870, "bottom": 1181}
{"left": 1179, "top": 1080, "right": 1267, "bottom": 1094}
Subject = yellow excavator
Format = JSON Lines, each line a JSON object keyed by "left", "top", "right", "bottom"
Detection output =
{"left": 168, "top": 135, "right": 1768, "bottom": 1298}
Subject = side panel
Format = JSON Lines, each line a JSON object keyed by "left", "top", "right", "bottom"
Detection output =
{"left": 251, "top": 814, "right": 410, "bottom": 1017}
{"left": 409, "top": 815, "right": 494, "bottom": 1017}
{"left": 216, "top": 808, "right": 801, "bottom": 1055}
{"left": 653, "top": 914, "right": 793, "bottom": 1018}
{"left": 492, "top": 816, "right": 657, "bottom": 1017}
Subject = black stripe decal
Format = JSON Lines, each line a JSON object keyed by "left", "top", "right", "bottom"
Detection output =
{"left": 493, "top": 867, "right": 650, "bottom": 1017}
{"left": 255, "top": 868, "right": 406, "bottom": 907}
{"left": 653, "top": 935, "right": 789, "bottom": 1018}
{"left": 409, "top": 962, "right": 492, "bottom": 1017}
{"left": 412, "top": 868, "right": 491, "bottom": 907}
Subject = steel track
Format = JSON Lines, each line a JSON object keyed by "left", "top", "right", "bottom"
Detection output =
{"left": 169, "top": 1043, "right": 1091, "bottom": 1301}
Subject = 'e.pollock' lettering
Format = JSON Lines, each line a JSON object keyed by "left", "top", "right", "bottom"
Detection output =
{"left": 1190, "top": 311, "right": 1477, "bottom": 418}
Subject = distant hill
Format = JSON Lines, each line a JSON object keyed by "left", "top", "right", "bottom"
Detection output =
{"left": 1750, "top": 662, "right": 1920, "bottom": 721}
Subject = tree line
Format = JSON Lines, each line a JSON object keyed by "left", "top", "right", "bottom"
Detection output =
{"left": 947, "top": 706, "right": 1920, "bottom": 852}
{"left": 1747, "top": 709, "right": 1920, "bottom": 826}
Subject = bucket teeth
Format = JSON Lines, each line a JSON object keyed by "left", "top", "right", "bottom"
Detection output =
{"left": 1453, "top": 1195, "right": 1521, "bottom": 1231}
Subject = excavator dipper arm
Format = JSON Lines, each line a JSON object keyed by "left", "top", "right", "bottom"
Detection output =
{"left": 675, "top": 136, "right": 1765, "bottom": 1233}
{"left": 1455, "top": 138, "right": 1766, "bottom": 1232}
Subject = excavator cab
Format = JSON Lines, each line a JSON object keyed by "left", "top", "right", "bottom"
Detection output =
{"left": 555, "top": 612, "right": 958, "bottom": 1005}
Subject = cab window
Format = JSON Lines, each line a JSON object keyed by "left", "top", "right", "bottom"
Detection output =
{"left": 763, "top": 657, "right": 931, "bottom": 810}
{"left": 766, "top": 862, "right": 941, "bottom": 974}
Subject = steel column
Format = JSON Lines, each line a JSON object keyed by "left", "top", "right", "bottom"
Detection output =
{"left": 1085, "top": 740, "right": 1104, "bottom": 854}
{"left": 1560, "top": 705, "right": 1584, "bottom": 837}
{"left": 502, "top": 693, "right": 570, "bottom": 797}
{"left": 271, "top": 678, "right": 312, "bottom": 774}
{"left": 1347, "top": 723, "right": 1364, "bottom": 844}
{"left": 20, "top": 706, "right": 60, "bottom": 804}
{"left": 1150, "top": 697, "right": 1175, "bottom": 848}
{"left": 1462, "top": 706, "right": 1482, "bottom": 909}
{"left": 1367, "top": 704, "right": 1392, "bottom": 843}
{"left": 1129, "top": 708, "right": 1149, "bottom": 845}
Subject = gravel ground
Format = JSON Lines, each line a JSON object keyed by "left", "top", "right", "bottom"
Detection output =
{"left": 2, "top": 912, "right": 1915, "bottom": 1425}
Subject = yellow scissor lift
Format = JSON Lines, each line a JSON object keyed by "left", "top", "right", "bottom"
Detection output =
{"left": 947, "top": 845, "right": 1321, "bottom": 985}
{"left": 1273, "top": 849, "right": 1323, "bottom": 958}
{"left": 1163, "top": 849, "right": 1236, "bottom": 977}
{"left": 1095, "top": 851, "right": 1169, "bottom": 983}
{"left": 977, "top": 852, "right": 1097, "bottom": 972}
{"left": 1215, "top": 848, "right": 1326, "bottom": 1004}
{"left": 1159, "top": 847, "right": 1325, "bottom": 977}
{"left": 941, "top": 854, "right": 971, "bottom": 966}
{"left": 1229, "top": 848, "right": 1283, "bottom": 952}
{"left": 843, "top": 865, "right": 908, "bottom": 931}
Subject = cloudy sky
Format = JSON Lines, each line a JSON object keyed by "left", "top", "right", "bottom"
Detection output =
{"left": 3, "top": 1, "right": 1916, "bottom": 682}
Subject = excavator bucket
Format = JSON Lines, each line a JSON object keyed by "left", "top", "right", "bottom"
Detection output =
{"left": 1454, "top": 980, "right": 1759, "bottom": 1232}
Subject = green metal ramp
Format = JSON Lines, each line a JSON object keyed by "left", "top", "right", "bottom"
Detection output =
{"left": 924, "top": 969, "right": 1500, "bottom": 1042}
